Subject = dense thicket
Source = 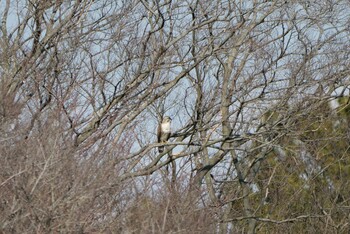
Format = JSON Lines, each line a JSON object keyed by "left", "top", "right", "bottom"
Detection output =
{"left": 1, "top": 0, "right": 349, "bottom": 233}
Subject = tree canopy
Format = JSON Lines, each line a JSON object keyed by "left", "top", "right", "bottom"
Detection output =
{"left": 1, "top": 0, "right": 350, "bottom": 233}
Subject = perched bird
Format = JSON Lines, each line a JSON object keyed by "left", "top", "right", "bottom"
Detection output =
{"left": 157, "top": 116, "right": 172, "bottom": 153}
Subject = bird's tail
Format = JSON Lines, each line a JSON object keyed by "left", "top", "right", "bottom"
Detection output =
{"left": 158, "top": 146, "right": 164, "bottom": 153}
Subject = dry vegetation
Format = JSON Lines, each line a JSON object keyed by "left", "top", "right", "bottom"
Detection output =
{"left": 1, "top": 0, "right": 350, "bottom": 233}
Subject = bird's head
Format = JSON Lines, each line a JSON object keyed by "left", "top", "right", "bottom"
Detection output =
{"left": 163, "top": 116, "right": 172, "bottom": 123}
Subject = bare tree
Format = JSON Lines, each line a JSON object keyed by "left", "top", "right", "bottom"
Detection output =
{"left": 1, "top": 0, "right": 349, "bottom": 233}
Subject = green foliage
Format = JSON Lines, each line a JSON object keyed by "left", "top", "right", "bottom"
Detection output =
{"left": 249, "top": 97, "right": 350, "bottom": 233}
{"left": 337, "top": 96, "right": 350, "bottom": 118}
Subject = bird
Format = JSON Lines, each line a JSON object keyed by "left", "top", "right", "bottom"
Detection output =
{"left": 157, "top": 116, "right": 172, "bottom": 153}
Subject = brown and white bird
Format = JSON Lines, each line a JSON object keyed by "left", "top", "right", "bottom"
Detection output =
{"left": 157, "top": 116, "right": 172, "bottom": 153}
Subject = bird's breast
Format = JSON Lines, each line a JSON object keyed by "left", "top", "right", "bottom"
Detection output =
{"left": 161, "top": 123, "right": 171, "bottom": 133}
